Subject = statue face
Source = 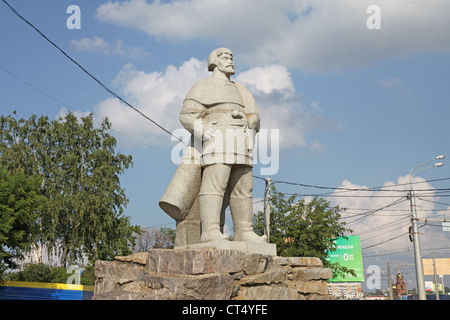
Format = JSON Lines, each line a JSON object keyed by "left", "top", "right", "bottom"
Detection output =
{"left": 216, "top": 51, "right": 235, "bottom": 76}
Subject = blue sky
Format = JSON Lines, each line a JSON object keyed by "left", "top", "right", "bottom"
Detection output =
{"left": 1, "top": 0, "right": 450, "bottom": 293}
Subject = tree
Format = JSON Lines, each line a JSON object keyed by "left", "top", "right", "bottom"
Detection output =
{"left": 6, "top": 263, "right": 96, "bottom": 285}
{"left": 133, "top": 227, "right": 176, "bottom": 252}
{"left": 0, "top": 112, "right": 140, "bottom": 266}
{"left": 253, "top": 185, "right": 356, "bottom": 278}
{"left": 0, "top": 165, "right": 44, "bottom": 281}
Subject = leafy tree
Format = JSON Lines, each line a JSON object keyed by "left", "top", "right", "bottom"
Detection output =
{"left": 253, "top": 185, "right": 356, "bottom": 279}
{"left": 133, "top": 227, "right": 176, "bottom": 252}
{"left": 154, "top": 227, "right": 176, "bottom": 249}
{"left": 0, "top": 165, "right": 44, "bottom": 281}
{"left": 6, "top": 263, "right": 95, "bottom": 285}
{"left": 0, "top": 112, "right": 140, "bottom": 266}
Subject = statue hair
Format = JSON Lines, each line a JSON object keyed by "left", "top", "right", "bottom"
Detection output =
{"left": 207, "top": 48, "right": 233, "bottom": 72}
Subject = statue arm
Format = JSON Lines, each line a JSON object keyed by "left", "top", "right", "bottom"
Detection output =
{"left": 180, "top": 99, "right": 207, "bottom": 140}
{"left": 234, "top": 82, "right": 260, "bottom": 132}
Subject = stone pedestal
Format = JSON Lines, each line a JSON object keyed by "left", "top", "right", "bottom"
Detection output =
{"left": 176, "top": 239, "right": 277, "bottom": 256}
{"left": 93, "top": 249, "right": 334, "bottom": 300}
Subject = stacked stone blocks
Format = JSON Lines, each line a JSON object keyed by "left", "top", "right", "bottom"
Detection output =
{"left": 93, "top": 248, "right": 334, "bottom": 300}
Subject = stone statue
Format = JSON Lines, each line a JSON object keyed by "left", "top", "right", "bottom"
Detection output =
{"left": 160, "top": 48, "right": 267, "bottom": 246}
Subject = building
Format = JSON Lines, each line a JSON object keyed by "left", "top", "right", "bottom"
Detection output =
{"left": 393, "top": 272, "right": 407, "bottom": 299}
{"left": 327, "top": 282, "right": 363, "bottom": 300}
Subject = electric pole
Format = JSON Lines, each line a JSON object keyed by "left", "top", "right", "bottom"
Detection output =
{"left": 433, "top": 251, "right": 440, "bottom": 300}
{"left": 408, "top": 155, "right": 445, "bottom": 300}
{"left": 409, "top": 189, "right": 427, "bottom": 300}
{"left": 264, "top": 177, "right": 271, "bottom": 242}
{"left": 387, "top": 262, "right": 393, "bottom": 300}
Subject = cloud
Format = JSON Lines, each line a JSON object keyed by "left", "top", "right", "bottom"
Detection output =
{"left": 235, "top": 65, "right": 295, "bottom": 98}
{"left": 70, "top": 36, "right": 110, "bottom": 54}
{"left": 96, "top": 0, "right": 450, "bottom": 71}
{"left": 70, "top": 36, "right": 149, "bottom": 59}
{"left": 90, "top": 59, "right": 340, "bottom": 150}
{"left": 328, "top": 175, "right": 450, "bottom": 254}
{"left": 92, "top": 58, "right": 209, "bottom": 144}
{"left": 380, "top": 78, "right": 403, "bottom": 90}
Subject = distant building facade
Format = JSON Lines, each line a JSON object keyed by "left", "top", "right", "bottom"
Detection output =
{"left": 327, "top": 282, "right": 363, "bottom": 300}
{"left": 393, "top": 272, "right": 407, "bottom": 298}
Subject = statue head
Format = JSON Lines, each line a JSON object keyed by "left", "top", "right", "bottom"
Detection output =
{"left": 207, "top": 48, "right": 235, "bottom": 76}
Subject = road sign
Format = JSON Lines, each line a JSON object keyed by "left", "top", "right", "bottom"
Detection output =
{"left": 326, "top": 235, "right": 364, "bottom": 282}
{"left": 442, "top": 221, "right": 450, "bottom": 232}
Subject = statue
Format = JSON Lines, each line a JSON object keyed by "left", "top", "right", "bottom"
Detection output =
{"left": 160, "top": 48, "right": 267, "bottom": 246}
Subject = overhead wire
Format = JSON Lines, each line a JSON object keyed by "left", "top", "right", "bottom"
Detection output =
{"left": 0, "top": 65, "right": 171, "bottom": 157}
{"left": 2, "top": 0, "right": 184, "bottom": 144}
{"left": 361, "top": 225, "right": 426, "bottom": 251}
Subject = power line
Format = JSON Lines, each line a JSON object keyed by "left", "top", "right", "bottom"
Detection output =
{"left": 344, "top": 198, "right": 407, "bottom": 225}
{"left": 357, "top": 216, "right": 410, "bottom": 235}
{"left": 361, "top": 227, "right": 421, "bottom": 251}
{"left": 417, "top": 197, "right": 450, "bottom": 207}
{"left": 361, "top": 219, "right": 411, "bottom": 241}
{"left": 0, "top": 65, "right": 172, "bottom": 156}
{"left": 2, "top": 0, "right": 183, "bottom": 144}
{"left": 260, "top": 175, "right": 450, "bottom": 193}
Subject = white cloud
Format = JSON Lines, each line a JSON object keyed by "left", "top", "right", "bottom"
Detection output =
{"left": 91, "top": 59, "right": 340, "bottom": 150}
{"left": 380, "top": 78, "right": 403, "bottom": 90}
{"left": 329, "top": 175, "right": 450, "bottom": 254}
{"left": 96, "top": 0, "right": 450, "bottom": 71}
{"left": 235, "top": 65, "right": 295, "bottom": 98}
{"left": 70, "top": 36, "right": 110, "bottom": 54}
{"left": 70, "top": 36, "right": 149, "bottom": 59}
{"left": 92, "top": 58, "right": 209, "bottom": 144}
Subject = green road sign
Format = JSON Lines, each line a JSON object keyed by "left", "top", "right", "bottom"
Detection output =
{"left": 326, "top": 235, "right": 364, "bottom": 282}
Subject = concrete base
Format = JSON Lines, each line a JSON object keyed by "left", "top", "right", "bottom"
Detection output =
{"left": 175, "top": 240, "right": 277, "bottom": 256}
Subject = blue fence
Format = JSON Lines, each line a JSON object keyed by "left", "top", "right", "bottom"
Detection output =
{"left": 0, "top": 281, "right": 94, "bottom": 300}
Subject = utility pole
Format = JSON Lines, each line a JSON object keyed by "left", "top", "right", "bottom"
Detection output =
{"left": 433, "top": 251, "right": 440, "bottom": 300}
{"left": 408, "top": 154, "right": 445, "bottom": 300}
{"left": 387, "top": 262, "right": 393, "bottom": 300}
{"left": 409, "top": 189, "right": 427, "bottom": 300}
{"left": 264, "top": 177, "right": 271, "bottom": 243}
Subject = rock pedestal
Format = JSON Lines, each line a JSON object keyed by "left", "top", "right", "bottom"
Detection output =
{"left": 93, "top": 248, "right": 334, "bottom": 300}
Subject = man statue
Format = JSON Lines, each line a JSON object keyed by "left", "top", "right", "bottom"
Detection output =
{"left": 160, "top": 48, "right": 266, "bottom": 244}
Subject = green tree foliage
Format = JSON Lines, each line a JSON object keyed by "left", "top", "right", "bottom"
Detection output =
{"left": 0, "top": 165, "right": 43, "bottom": 281}
{"left": 253, "top": 185, "right": 356, "bottom": 279}
{"left": 7, "top": 263, "right": 95, "bottom": 285}
{"left": 133, "top": 227, "right": 176, "bottom": 252}
{"left": 154, "top": 227, "right": 176, "bottom": 249}
{"left": 6, "top": 263, "right": 66, "bottom": 283}
{"left": 0, "top": 112, "right": 140, "bottom": 267}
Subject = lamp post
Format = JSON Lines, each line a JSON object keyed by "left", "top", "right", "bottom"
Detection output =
{"left": 408, "top": 155, "right": 445, "bottom": 300}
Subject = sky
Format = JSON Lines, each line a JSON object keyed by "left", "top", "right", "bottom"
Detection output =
{"left": 1, "top": 0, "right": 450, "bottom": 294}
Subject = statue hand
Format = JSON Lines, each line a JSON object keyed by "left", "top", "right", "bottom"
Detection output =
{"left": 203, "top": 121, "right": 217, "bottom": 142}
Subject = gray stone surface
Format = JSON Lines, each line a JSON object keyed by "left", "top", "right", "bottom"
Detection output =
{"left": 176, "top": 239, "right": 277, "bottom": 256}
{"left": 93, "top": 248, "right": 335, "bottom": 300}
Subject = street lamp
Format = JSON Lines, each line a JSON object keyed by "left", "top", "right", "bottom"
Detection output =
{"left": 408, "top": 155, "right": 445, "bottom": 300}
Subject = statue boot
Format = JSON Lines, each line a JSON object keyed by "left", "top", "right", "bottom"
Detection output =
{"left": 231, "top": 197, "right": 267, "bottom": 243}
{"left": 199, "top": 194, "right": 229, "bottom": 242}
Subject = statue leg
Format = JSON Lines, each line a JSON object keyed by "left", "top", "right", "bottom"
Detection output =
{"left": 229, "top": 166, "right": 267, "bottom": 243}
{"left": 199, "top": 164, "right": 230, "bottom": 242}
